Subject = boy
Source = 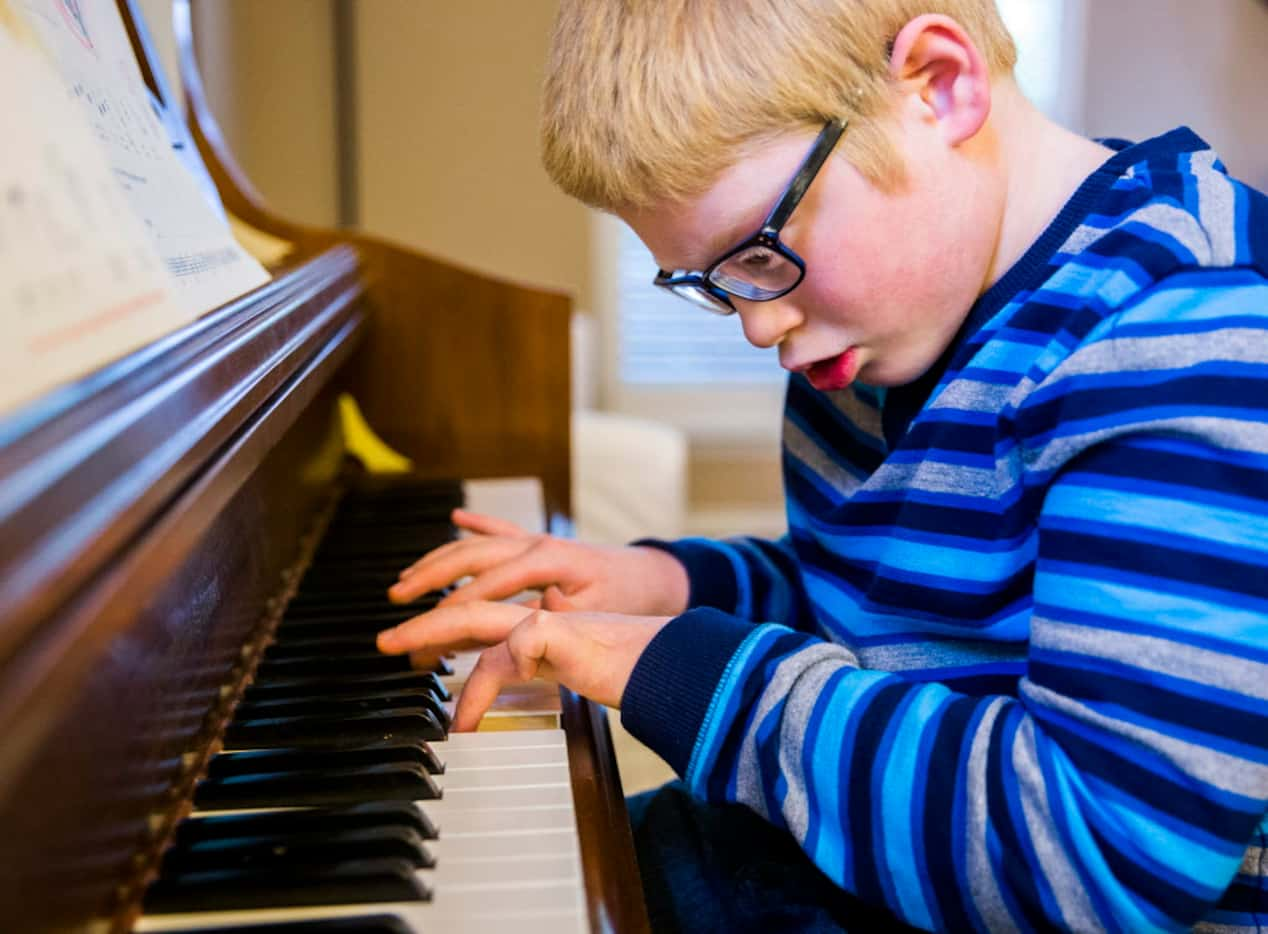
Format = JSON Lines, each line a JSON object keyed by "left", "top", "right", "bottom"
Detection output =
{"left": 378, "top": 1, "right": 1268, "bottom": 930}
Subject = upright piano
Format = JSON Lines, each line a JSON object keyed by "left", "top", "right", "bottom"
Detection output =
{"left": 0, "top": 2, "right": 647, "bottom": 931}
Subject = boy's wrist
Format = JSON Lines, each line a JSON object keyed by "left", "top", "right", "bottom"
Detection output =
{"left": 619, "top": 607, "right": 755, "bottom": 777}
{"left": 632, "top": 538, "right": 741, "bottom": 614}
{"left": 628, "top": 544, "right": 690, "bottom": 616}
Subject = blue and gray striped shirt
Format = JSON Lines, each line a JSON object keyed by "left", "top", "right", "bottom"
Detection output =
{"left": 622, "top": 127, "right": 1268, "bottom": 932}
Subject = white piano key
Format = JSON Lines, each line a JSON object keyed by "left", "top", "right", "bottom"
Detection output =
{"left": 439, "top": 742, "right": 568, "bottom": 770}
{"left": 432, "top": 827, "right": 578, "bottom": 861}
{"left": 437, "top": 728, "right": 564, "bottom": 750}
{"left": 437, "top": 761, "right": 570, "bottom": 792}
{"left": 137, "top": 890, "right": 587, "bottom": 933}
{"left": 428, "top": 852, "right": 579, "bottom": 889}
{"left": 138, "top": 846, "right": 586, "bottom": 931}
{"left": 427, "top": 803, "right": 574, "bottom": 835}
{"left": 148, "top": 725, "right": 586, "bottom": 933}
{"left": 426, "top": 780, "right": 575, "bottom": 818}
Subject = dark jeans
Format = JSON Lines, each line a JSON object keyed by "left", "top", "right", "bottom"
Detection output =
{"left": 627, "top": 781, "right": 923, "bottom": 934}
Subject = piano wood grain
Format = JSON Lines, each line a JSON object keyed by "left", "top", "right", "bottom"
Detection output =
{"left": 0, "top": 3, "right": 643, "bottom": 931}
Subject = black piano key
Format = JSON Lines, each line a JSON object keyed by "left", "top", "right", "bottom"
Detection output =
{"left": 331, "top": 498, "right": 457, "bottom": 515}
{"left": 280, "top": 600, "right": 428, "bottom": 619}
{"left": 330, "top": 497, "right": 460, "bottom": 523}
{"left": 166, "top": 917, "right": 414, "bottom": 934}
{"left": 333, "top": 498, "right": 459, "bottom": 518}
{"left": 290, "top": 584, "right": 404, "bottom": 602}
{"left": 254, "top": 652, "right": 415, "bottom": 679}
{"left": 270, "top": 621, "right": 418, "bottom": 645}
{"left": 263, "top": 635, "right": 379, "bottom": 657}
{"left": 139, "top": 482, "right": 470, "bottom": 918}
{"left": 285, "top": 594, "right": 422, "bottom": 612}
{"left": 290, "top": 588, "right": 401, "bottom": 605}
{"left": 243, "top": 670, "right": 451, "bottom": 704}
{"left": 235, "top": 691, "right": 451, "bottom": 732}
{"left": 306, "top": 547, "right": 443, "bottom": 568}
{"left": 253, "top": 653, "right": 453, "bottom": 687}
{"left": 143, "top": 858, "right": 430, "bottom": 913}
{"left": 222, "top": 709, "right": 446, "bottom": 750}
{"left": 296, "top": 565, "right": 408, "bottom": 581}
{"left": 177, "top": 803, "right": 437, "bottom": 845}
{"left": 208, "top": 743, "right": 444, "bottom": 779}
{"left": 322, "top": 512, "right": 453, "bottom": 529}
{"left": 238, "top": 689, "right": 450, "bottom": 724}
{"left": 263, "top": 635, "right": 387, "bottom": 658}
{"left": 195, "top": 762, "right": 441, "bottom": 809}
{"left": 162, "top": 824, "right": 435, "bottom": 874}
{"left": 275, "top": 609, "right": 432, "bottom": 632}
{"left": 301, "top": 576, "right": 401, "bottom": 585}
{"left": 250, "top": 657, "right": 451, "bottom": 688}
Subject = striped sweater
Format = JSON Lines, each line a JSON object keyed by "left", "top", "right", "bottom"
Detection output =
{"left": 621, "top": 127, "right": 1268, "bottom": 933}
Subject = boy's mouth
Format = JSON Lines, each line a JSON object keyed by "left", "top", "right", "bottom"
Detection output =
{"left": 799, "top": 348, "right": 858, "bottom": 392}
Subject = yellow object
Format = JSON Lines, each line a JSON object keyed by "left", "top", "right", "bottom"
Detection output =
{"left": 338, "top": 393, "right": 413, "bottom": 473}
{"left": 227, "top": 214, "right": 292, "bottom": 268}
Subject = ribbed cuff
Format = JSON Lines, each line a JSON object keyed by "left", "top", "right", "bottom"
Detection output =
{"left": 620, "top": 607, "right": 754, "bottom": 777}
{"left": 632, "top": 538, "right": 740, "bottom": 613}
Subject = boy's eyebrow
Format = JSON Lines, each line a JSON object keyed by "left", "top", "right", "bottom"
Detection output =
{"left": 690, "top": 181, "right": 792, "bottom": 268}
{"left": 682, "top": 214, "right": 758, "bottom": 270}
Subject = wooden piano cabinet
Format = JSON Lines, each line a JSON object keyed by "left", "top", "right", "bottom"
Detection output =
{"left": 0, "top": 261, "right": 362, "bottom": 933}
{"left": 0, "top": 2, "right": 645, "bottom": 931}
{"left": 161, "top": 0, "right": 575, "bottom": 520}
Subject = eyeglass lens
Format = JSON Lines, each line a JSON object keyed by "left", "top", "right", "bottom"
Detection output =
{"left": 709, "top": 245, "right": 802, "bottom": 300}
{"left": 669, "top": 283, "right": 734, "bottom": 314}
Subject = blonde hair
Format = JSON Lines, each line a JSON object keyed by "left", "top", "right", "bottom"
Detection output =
{"left": 541, "top": 0, "right": 1016, "bottom": 210}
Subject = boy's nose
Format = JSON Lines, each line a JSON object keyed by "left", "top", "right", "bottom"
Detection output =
{"left": 736, "top": 298, "right": 799, "bottom": 349}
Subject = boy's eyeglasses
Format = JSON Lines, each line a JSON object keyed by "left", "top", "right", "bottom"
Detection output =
{"left": 653, "top": 118, "right": 847, "bottom": 316}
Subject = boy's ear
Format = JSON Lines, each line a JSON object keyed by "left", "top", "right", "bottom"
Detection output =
{"left": 888, "top": 14, "right": 991, "bottom": 146}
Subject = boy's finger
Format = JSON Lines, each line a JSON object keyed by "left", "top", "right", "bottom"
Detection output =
{"left": 451, "top": 642, "right": 520, "bottom": 732}
{"left": 397, "top": 536, "right": 470, "bottom": 579}
{"left": 434, "top": 544, "right": 571, "bottom": 608}
{"left": 408, "top": 648, "right": 463, "bottom": 671}
{"left": 388, "top": 537, "right": 531, "bottom": 604}
{"left": 375, "top": 601, "right": 529, "bottom": 655}
{"left": 395, "top": 533, "right": 519, "bottom": 583}
{"left": 541, "top": 585, "right": 578, "bottom": 612}
{"left": 451, "top": 508, "right": 530, "bottom": 539}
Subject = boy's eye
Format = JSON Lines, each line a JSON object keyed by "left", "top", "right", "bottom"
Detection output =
{"left": 712, "top": 244, "right": 799, "bottom": 297}
{"left": 738, "top": 248, "right": 775, "bottom": 270}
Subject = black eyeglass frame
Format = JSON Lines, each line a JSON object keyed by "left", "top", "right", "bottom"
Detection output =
{"left": 653, "top": 117, "right": 847, "bottom": 315}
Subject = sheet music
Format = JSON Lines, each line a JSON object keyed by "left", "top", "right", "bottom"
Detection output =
{"left": 13, "top": 0, "right": 270, "bottom": 316}
{"left": 0, "top": 4, "right": 188, "bottom": 417}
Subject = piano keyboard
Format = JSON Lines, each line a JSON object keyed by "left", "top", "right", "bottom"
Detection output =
{"left": 135, "top": 479, "right": 588, "bottom": 934}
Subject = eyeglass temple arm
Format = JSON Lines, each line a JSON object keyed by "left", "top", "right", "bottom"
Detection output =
{"left": 763, "top": 118, "right": 847, "bottom": 232}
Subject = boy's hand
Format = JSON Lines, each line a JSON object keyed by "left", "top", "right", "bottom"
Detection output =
{"left": 387, "top": 508, "right": 689, "bottom": 618}
{"left": 376, "top": 586, "right": 670, "bottom": 731}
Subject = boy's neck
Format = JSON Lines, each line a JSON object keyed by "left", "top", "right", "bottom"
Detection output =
{"left": 983, "top": 81, "right": 1113, "bottom": 290}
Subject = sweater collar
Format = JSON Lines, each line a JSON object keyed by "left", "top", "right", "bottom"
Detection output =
{"left": 879, "top": 126, "right": 1212, "bottom": 448}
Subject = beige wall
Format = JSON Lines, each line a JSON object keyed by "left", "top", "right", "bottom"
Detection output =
{"left": 1081, "top": 0, "right": 1268, "bottom": 190}
{"left": 190, "top": 0, "right": 340, "bottom": 228}
{"left": 186, "top": 0, "right": 590, "bottom": 308}
{"left": 353, "top": 1, "right": 592, "bottom": 307}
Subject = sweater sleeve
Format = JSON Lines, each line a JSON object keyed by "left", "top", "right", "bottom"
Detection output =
{"left": 623, "top": 426, "right": 1268, "bottom": 932}
{"left": 635, "top": 534, "right": 817, "bottom": 631}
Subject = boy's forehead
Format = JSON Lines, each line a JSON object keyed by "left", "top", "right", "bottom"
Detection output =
{"left": 625, "top": 131, "right": 819, "bottom": 268}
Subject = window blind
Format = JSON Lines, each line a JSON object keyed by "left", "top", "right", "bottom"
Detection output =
{"left": 616, "top": 223, "right": 782, "bottom": 385}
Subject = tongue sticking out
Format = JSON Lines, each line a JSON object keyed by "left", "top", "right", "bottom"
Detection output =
{"left": 806, "top": 348, "right": 858, "bottom": 392}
